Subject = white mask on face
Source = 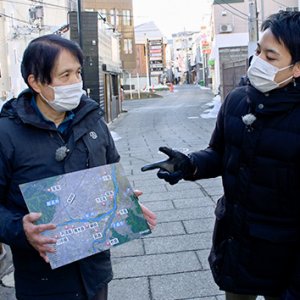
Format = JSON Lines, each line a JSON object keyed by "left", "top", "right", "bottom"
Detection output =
{"left": 40, "top": 81, "right": 84, "bottom": 112}
{"left": 247, "top": 55, "right": 293, "bottom": 93}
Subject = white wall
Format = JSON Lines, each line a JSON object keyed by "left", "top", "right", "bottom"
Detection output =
{"left": 212, "top": 32, "right": 248, "bottom": 92}
{"left": 124, "top": 75, "right": 160, "bottom": 91}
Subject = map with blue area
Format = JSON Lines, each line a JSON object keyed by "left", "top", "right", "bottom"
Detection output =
{"left": 20, "top": 163, "right": 151, "bottom": 269}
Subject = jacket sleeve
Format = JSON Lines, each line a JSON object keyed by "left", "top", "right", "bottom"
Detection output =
{"left": 0, "top": 149, "right": 31, "bottom": 249}
{"left": 188, "top": 97, "right": 226, "bottom": 179}
{"left": 100, "top": 119, "right": 120, "bottom": 164}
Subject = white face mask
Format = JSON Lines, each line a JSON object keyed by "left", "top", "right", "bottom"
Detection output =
{"left": 40, "top": 81, "right": 84, "bottom": 112}
{"left": 247, "top": 55, "right": 293, "bottom": 93}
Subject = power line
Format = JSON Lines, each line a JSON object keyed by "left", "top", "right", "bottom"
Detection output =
{"left": 216, "top": 0, "right": 248, "bottom": 17}
{"left": 0, "top": 0, "right": 171, "bottom": 31}
{"left": 0, "top": 12, "right": 31, "bottom": 25}
{"left": 215, "top": 2, "right": 248, "bottom": 20}
{"left": 0, "top": 0, "right": 69, "bottom": 10}
{"left": 0, "top": 0, "right": 124, "bottom": 31}
{"left": 0, "top": 0, "right": 202, "bottom": 38}
{"left": 0, "top": 1, "right": 117, "bottom": 34}
{"left": 271, "top": 0, "right": 288, "bottom": 8}
{"left": 0, "top": 0, "right": 140, "bottom": 19}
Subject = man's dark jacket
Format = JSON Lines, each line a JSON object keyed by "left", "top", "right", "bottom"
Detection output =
{"left": 0, "top": 89, "right": 120, "bottom": 300}
{"left": 189, "top": 83, "right": 300, "bottom": 297}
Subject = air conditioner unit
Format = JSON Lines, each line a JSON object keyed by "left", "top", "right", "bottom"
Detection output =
{"left": 219, "top": 24, "right": 233, "bottom": 33}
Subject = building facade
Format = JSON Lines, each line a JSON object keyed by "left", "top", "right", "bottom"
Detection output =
{"left": 211, "top": 0, "right": 298, "bottom": 99}
{"left": 171, "top": 31, "right": 203, "bottom": 85}
{"left": 69, "top": 11, "right": 122, "bottom": 123}
{"left": 83, "top": 0, "right": 136, "bottom": 74}
{"left": 133, "top": 21, "right": 167, "bottom": 89}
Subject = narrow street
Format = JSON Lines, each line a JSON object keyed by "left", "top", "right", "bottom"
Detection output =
{"left": 0, "top": 85, "right": 225, "bottom": 300}
{"left": 108, "top": 84, "right": 224, "bottom": 300}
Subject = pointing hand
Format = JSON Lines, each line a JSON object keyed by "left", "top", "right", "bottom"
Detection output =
{"left": 141, "top": 146, "right": 195, "bottom": 185}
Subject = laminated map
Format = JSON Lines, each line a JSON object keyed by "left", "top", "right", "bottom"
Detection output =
{"left": 19, "top": 163, "right": 151, "bottom": 269}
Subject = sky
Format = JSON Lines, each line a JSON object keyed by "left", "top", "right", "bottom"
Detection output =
{"left": 132, "top": 0, "right": 213, "bottom": 38}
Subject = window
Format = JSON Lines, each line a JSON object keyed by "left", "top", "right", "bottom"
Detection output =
{"left": 123, "top": 10, "right": 131, "bottom": 26}
{"left": 29, "top": 5, "right": 44, "bottom": 23}
{"left": 110, "top": 9, "right": 119, "bottom": 26}
{"left": 68, "top": 0, "right": 77, "bottom": 11}
{"left": 286, "top": 7, "right": 298, "bottom": 11}
{"left": 124, "top": 39, "right": 133, "bottom": 54}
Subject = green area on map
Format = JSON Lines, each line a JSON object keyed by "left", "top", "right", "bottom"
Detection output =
{"left": 19, "top": 163, "right": 151, "bottom": 269}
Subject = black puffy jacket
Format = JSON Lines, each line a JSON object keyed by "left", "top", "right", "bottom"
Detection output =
{"left": 189, "top": 83, "right": 300, "bottom": 297}
{"left": 0, "top": 89, "right": 120, "bottom": 300}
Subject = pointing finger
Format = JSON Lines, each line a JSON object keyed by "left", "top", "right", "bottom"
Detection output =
{"left": 141, "top": 161, "right": 165, "bottom": 172}
{"left": 158, "top": 146, "right": 175, "bottom": 157}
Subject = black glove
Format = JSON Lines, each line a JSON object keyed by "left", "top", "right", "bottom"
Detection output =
{"left": 141, "top": 146, "right": 196, "bottom": 185}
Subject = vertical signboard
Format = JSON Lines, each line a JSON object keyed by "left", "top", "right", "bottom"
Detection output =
{"left": 147, "top": 39, "right": 164, "bottom": 77}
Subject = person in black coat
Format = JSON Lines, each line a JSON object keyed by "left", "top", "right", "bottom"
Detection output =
{"left": 0, "top": 34, "right": 157, "bottom": 300}
{"left": 142, "top": 11, "right": 300, "bottom": 300}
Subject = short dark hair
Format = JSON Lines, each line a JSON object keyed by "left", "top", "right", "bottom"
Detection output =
{"left": 261, "top": 11, "right": 300, "bottom": 64}
{"left": 21, "top": 34, "right": 83, "bottom": 86}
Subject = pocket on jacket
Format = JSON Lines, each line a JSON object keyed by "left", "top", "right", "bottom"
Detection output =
{"left": 209, "top": 196, "right": 233, "bottom": 284}
{"left": 213, "top": 196, "right": 228, "bottom": 244}
{"left": 209, "top": 236, "right": 242, "bottom": 288}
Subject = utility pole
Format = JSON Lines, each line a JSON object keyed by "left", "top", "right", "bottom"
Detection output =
{"left": 113, "top": 8, "right": 117, "bottom": 29}
{"left": 248, "top": 0, "right": 258, "bottom": 57}
{"left": 144, "top": 36, "right": 151, "bottom": 91}
{"left": 185, "top": 35, "right": 189, "bottom": 84}
{"left": 77, "top": 0, "right": 83, "bottom": 49}
{"left": 76, "top": 0, "right": 85, "bottom": 89}
{"left": 260, "top": 0, "right": 265, "bottom": 22}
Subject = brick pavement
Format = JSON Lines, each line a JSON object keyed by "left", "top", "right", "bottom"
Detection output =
{"left": 108, "top": 85, "right": 225, "bottom": 300}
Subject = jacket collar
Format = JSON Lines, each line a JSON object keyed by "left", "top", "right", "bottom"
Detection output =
{"left": 247, "top": 82, "right": 300, "bottom": 115}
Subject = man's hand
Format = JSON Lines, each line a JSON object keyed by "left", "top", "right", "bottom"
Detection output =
{"left": 134, "top": 190, "right": 157, "bottom": 230}
{"left": 141, "top": 147, "right": 195, "bottom": 185}
{"left": 23, "top": 212, "right": 57, "bottom": 263}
